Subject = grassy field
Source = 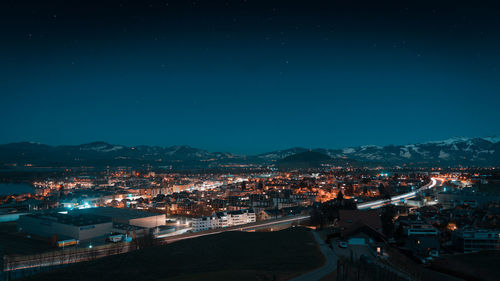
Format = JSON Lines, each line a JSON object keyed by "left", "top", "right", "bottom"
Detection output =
{"left": 21, "top": 227, "right": 323, "bottom": 281}
{"left": 430, "top": 251, "right": 500, "bottom": 281}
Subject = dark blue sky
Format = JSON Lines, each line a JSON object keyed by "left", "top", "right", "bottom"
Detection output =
{"left": 1, "top": 1, "right": 500, "bottom": 154}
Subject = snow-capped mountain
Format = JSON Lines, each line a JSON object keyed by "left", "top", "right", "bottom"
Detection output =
{"left": 76, "top": 142, "right": 124, "bottom": 153}
{"left": 338, "top": 136, "right": 500, "bottom": 165}
{"left": 0, "top": 136, "right": 499, "bottom": 169}
{"left": 258, "top": 136, "right": 500, "bottom": 166}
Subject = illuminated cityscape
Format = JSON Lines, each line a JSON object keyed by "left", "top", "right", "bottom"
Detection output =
{"left": 1, "top": 1, "right": 500, "bottom": 281}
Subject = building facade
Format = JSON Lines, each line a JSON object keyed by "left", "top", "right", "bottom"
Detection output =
{"left": 18, "top": 212, "right": 113, "bottom": 241}
{"left": 192, "top": 209, "right": 256, "bottom": 232}
{"left": 452, "top": 227, "right": 500, "bottom": 252}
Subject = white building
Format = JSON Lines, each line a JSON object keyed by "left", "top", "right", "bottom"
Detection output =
{"left": 191, "top": 216, "right": 217, "bottom": 232}
{"left": 192, "top": 209, "right": 256, "bottom": 232}
{"left": 228, "top": 209, "right": 256, "bottom": 226}
{"left": 215, "top": 212, "right": 229, "bottom": 228}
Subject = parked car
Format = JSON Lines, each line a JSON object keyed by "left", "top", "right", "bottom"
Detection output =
{"left": 107, "top": 234, "right": 123, "bottom": 243}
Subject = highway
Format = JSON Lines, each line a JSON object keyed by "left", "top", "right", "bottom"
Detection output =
{"left": 3, "top": 215, "right": 310, "bottom": 272}
{"left": 357, "top": 177, "right": 441, "bottom": 210}
{"left": 162, "top": 215, "right": 310, "bottom": 243}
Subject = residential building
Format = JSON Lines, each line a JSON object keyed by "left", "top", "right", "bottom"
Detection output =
{"left": 452, "top": 227, "right": 500, "bottom": 252}
{"left": 192, "top": 209, "right": 256, "bottom": 232}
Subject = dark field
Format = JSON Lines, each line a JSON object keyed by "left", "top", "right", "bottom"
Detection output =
{"left": 21, "top": 227, "right": 324, "bottom": 281}
{"left": 431, "top": 251, "right": 500, "bottom": 281}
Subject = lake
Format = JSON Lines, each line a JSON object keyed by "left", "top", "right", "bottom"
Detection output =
{"left": 0, "top": 183, "right": 35, "bottom": 196}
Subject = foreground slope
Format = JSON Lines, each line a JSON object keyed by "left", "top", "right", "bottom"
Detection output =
{"left": 21, "top": 228, "right": 323, "bottom": 281}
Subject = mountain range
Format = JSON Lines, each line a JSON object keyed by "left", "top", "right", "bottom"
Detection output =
{"left": 259, "top": 136, "right": 500, "bottom": 167}
{"left": 0, "top": 136, "right": 499, "bottom": 170}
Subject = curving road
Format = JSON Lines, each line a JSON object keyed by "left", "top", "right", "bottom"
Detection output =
{"left": 289, "top": 231, "right": 338, "bottom": 281}
{"left": 357, "top": 177, "right": 441, "bottom": 210}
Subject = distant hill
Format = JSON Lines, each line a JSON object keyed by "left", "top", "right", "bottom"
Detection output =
{"left": 277, "top": 151, "right": 332, "bottom": 169}
{"left": 0, "top": 142, "right": 243, "bottom": 170}
{"left": 1, "top": 135, "right": 499, "bottom": 169}
{"left": 276, "top": 151, "right": 357, "bottom": 169}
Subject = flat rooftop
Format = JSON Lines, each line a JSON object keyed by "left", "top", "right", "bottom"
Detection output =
{"left": 24, "top": 212, "right": 112, "bottom": 227}
{"left": 74, "top": 207, "right": 164, "bottom": 220}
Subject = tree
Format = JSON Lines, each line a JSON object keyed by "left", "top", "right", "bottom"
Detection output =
{"left": 154, "top": 194, "right": 165, "bottom": 201}
{"left": 381, "top": 205, "right": 397, "bottom": 237}
{"left": 309, "top": 207, "right": 324, "bottom": 228}
{"left": 337, "top": 190, "right": 344, "bottom": 204}
{"left": 378, "top": 183, "right": 391, "bottom": 198}
{"left": 321, "top": 203, "right": 339, "bottom": 224}
{"left": 257, "top": 181, "right": 264, "bottom": 190}
{"left": 345, "top": 184, "right": 354, "bottom": 196}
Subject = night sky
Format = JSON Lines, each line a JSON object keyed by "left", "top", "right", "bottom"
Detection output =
{"left": 1, "top": 1, "right": 500, "bottom": 154}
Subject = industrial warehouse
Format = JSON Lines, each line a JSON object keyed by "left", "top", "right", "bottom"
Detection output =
{"left": 17, "top": 212, "right": 113, "bottom": 242}
{"left": 17, "top": 207, "right": 166, "bottom": 243}
{"left": 74, "top": 207, "right": 166, "bottom": 229}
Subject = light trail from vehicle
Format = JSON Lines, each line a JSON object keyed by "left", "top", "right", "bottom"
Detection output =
{"left": 357, "top": 178, "right": 440, "bottom": 210}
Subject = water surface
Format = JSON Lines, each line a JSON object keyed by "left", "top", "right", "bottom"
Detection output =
{"left": 0, "top": 183, "right": 35, "bottom": 195}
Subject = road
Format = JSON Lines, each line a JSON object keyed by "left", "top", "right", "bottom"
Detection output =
{"left": 290, "top": 231, "right": 338, "bottom": 281}
{"left": 3, "top": 215, "right": 310, "bottom": 272}
{"left": 357, "top": 177, "right": 442, "bottom": 210}
{"left": 163, "top": 215, "right": 309, "bottom": 243}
